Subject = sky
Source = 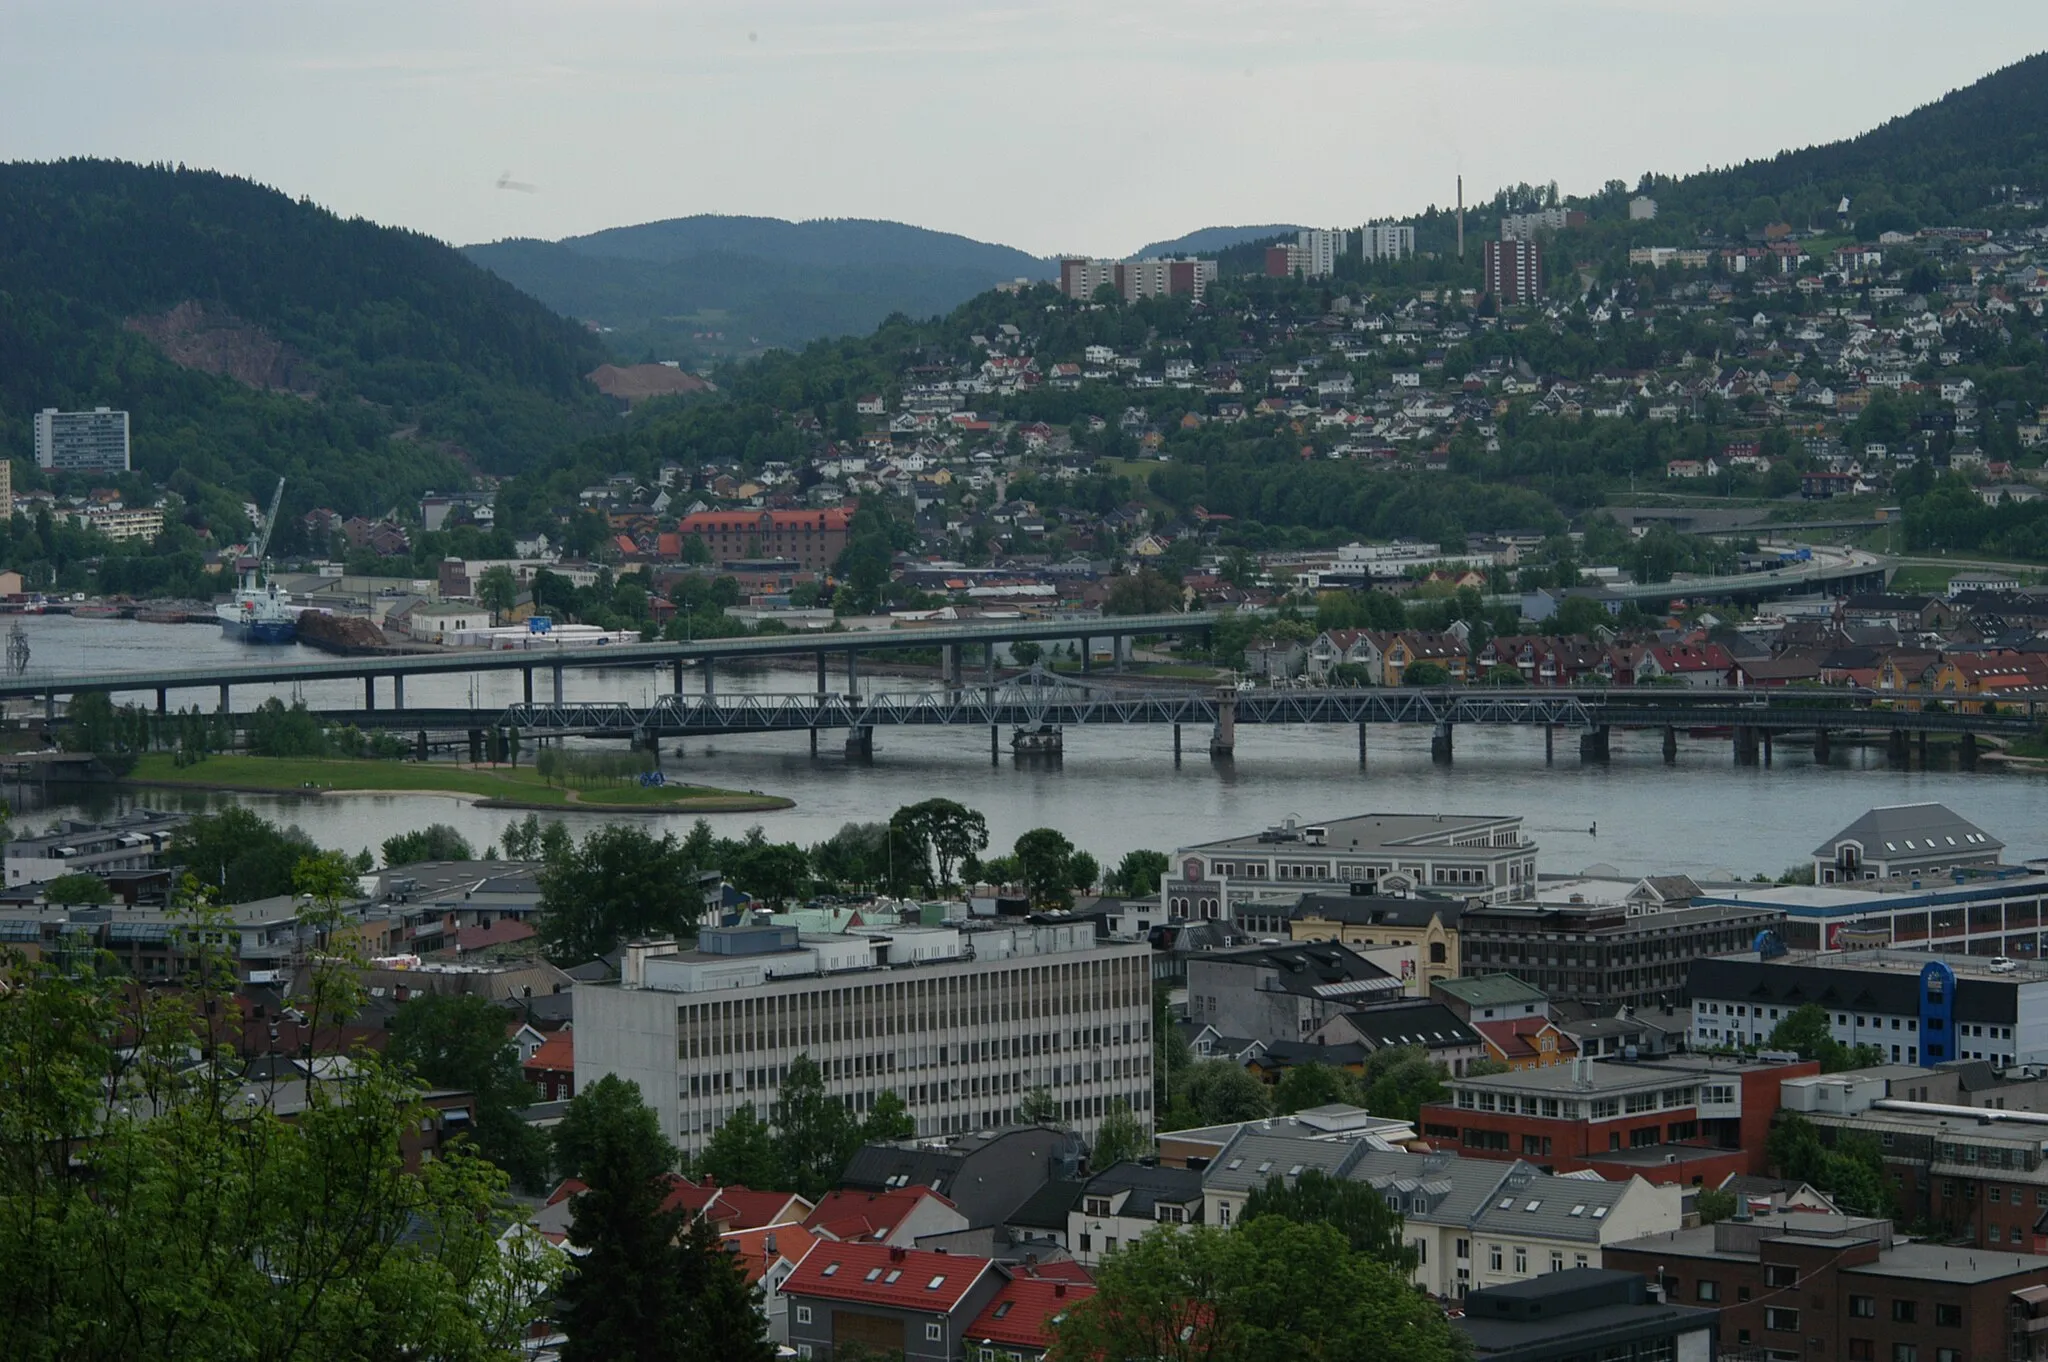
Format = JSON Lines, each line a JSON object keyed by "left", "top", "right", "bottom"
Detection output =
{"left": 4, "top": 1, "right": 2047, "bottom": 257}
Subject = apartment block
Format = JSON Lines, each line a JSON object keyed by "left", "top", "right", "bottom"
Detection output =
{"left": 573, "top": 924, "right": 1154, "bottom": 1155}
{"left": 1360, "top": 221, "right": 1416, "bottom": 261}
{"left": 1459, "top": 897, "right": 1783, "bottom": 1010}
{"left": 35, "top": 406, "right": 131, "bottom": 473}
{"left": 1264, "top": 230, "right": 1341, "bottom": 279}
{"left": 1500, "top": 208, "right": 1585, "bottom": 241}
{"left": 1483, "top": 239, "right": 1543, "bottom": 305}
{"left": 1418, "top": 1053, "right": 1817, "bottom": 1185}
{"left": 677, "top": 507, "right": 852, "bottom": 571}
{"left": 1606, "top": 1211, "right": 2048, "bottom": 1362}
{"left": 1056, "top": 256, "right": 1214, "bottom": 302}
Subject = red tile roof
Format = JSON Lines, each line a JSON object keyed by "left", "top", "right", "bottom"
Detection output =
{"left": 782, "top": 1241, "right": 994, "bottom": 1313}
{"left": 719, "top": 1223, "right": 821, "bottom": 1287}
{"left": 712, "top": 1188, "right": 812, "bottom": 1232}
{"left": 967, "top": 1276, "right": 1097, "bottom": 1351}
{"left": 523, "top": 1031, "right": 574, "bottom": 1076}
{"left": 804, "top": 1185, "right": 956, "bottom": 1243}
{"left": 456, "top": 918, "right": 537, "bottom": 952}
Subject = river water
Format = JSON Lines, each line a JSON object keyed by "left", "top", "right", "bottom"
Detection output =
{"left": 14, "top": 615, "right": 2048, "bottom": 878}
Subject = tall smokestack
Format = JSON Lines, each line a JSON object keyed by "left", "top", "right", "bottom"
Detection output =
{"left": 1457, "top": 175, "right": 1465, "bottom": 261}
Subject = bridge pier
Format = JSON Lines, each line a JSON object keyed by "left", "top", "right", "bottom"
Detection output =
{"left": 1358, "top": 722, "right": 1368, "bottom": 768}
{"left": 1175, "top": 723, "right": 1184, "bottom": 766}
{"left": 845, "top": 725, "right": 874, "bottom": 760}
{"left": 1962, "top": 732, "right": 1979, "bottom": 769}
{"left": 991, "top": 724, "right": 999, "bottom": 766}
{"left": 1431, "top": 721, "right": 1454, "bottom": 764}
{"left": 364, "top": 676, "right": 375, "bottom": 712}
{"left": 156, "top": 687, "right": 167, "bottom": 716}
{"left": 810, "top": 726, "right": 818, "bottom": 758}
{"left": 1081, "top": 637, "right": 1092, "bottom": 675}
{"left": 1889, "top": 729, "right": 1910, "bottom": 766}
{"left": 469, "top": 729, "right": 484, "bottom": 763}
{"left": 1733, "top": 726, "right": 1759, "bottom": 766}
{"left": 552, "top": 664, "right": 565, "bottom": 704}
{"left": 1544, "top": 724, "right": 1553, "bottom": 765}
{"left": 1815, "top": 727, "right": 1832, "bottom": 764}
{"left": 1918, "top": 730, "right": 1929, "bottom": 766}
{"left": 523, "top": 667, "right": 534, "bottom": 705}
{"left": 703, "top": 659, "right": 715, "bottom": 697}
{"left": 219, "top": 682, "right": 230, "bottom": 712}
{"left": 816, "top": 651, "right": 828, "bottom": 695}
{"left": 393, "top": 675, "right": 405, "bottom": 710}
{"left": 416, "top": 729, "right": 428, "bottom": 761}
{"left": 1210, "top": 688, "right": 1236, "bottom": 758}
{"left": 1580, "top": 726, "right": 1610, "bottom": 763}
{"left": 1762, "top": 731, "right": 1773, "bottom": 767}
{"left": 673, "top": 659, "right": 684, "bottom": 695}
{"left": 1662, "top": 725, "right": 1677, "bottom": 764}
{"left": 846, "top": 651, "right": 858, "bottom": 696}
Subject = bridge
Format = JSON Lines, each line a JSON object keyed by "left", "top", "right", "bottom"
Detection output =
{"left": 356, "top": 671, "right": 2029, "bottom": 767}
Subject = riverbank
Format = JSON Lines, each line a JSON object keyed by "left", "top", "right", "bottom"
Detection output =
{"left": 118, "top": 753, "right": 793, "bottom": 813}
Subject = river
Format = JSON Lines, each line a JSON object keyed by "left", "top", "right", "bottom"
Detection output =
{"left": 11, "top": 615, "right": 2047, "bottom": 878}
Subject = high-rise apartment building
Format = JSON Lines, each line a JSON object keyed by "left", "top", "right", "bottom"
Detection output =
{"left": 1360, "top": 222, "right": 1416, "bottom": 261}
{"left": 35, "top": 407, "right": 131, "bottom": 473}
{"left": 1500, "top": 208, "right": 1586, "bottom": 242}
{"left": 1265, "top": 230, "right": 1342, "bottom": 279}
{"left": 1057, "top": 257, "right": 1215, "bottom": 302}
{"left": 575, "top": 922, "right": 1155, "bottom": 1155}
{"left": 1483, "top": 239, "right": 1544, "bottom": 305}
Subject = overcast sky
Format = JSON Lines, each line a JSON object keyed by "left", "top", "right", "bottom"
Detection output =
{"left": 5, "top": 2, "right": 2045, "bottom": 257}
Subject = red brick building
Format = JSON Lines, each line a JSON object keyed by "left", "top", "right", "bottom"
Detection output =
{"left": 678, "top": 508, "right": 852, "bottom": 572}
{"left": 1606, "top": 1211, "right": 2048, "bottom": 1362}
{"left": 1483, "top": 238, "right": 1543, "bottom": 306}
{"left": 1419, "top": 1054, "right": 1818, "bottom": 1186}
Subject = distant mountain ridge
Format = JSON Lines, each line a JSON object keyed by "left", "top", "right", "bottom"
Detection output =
{"left": 1130, "top": 224, "right": 1306, "bottom": 259}
{"left": 560, "top": 214, "right": 1050, "bottom": 276}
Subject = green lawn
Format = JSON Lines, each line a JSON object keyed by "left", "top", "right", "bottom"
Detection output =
{"left": 1886, "top": 564, "right": 1955, "bottom": 593}
{"left": 122, "top": 753, "right": 791, "bottom": 812}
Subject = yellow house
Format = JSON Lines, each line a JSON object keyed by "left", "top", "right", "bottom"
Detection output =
{"left": 1288, "top": 891, "right": 1462, "bottom": 985}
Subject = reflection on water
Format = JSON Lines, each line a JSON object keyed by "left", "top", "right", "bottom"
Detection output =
{"left": 11, "top": 616, "right": 2047, "bottom": 878}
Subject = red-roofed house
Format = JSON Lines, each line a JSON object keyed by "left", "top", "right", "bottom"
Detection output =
{"left": 532, "top": 1174, "right": 812, "bottom": 1245}
{"left": 1473, "top": 1015, "right": 1578, "bottom": 1071}
{"left": 523, "top": 1031, "right": 575, "bottom": 1101}
{"left": 721, "top": 1222, "right": 822, "bottom": 1345}
{"left": 783, "top": 1242, "right": 1003, "bottom": 1362}
{"left": 965, "top": 1274, "right": 1097, "bottom": 1361}
{"left": 454, "top": 917, "right": 537, "bottom": 955}
{"left": 1636, "top": 643, "right": 1736, "bottom": 688}
{"left": 805, "top": 1185, "right": 967, "bottom": 1247}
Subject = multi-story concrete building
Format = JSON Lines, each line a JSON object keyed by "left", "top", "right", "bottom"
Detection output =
{"left": 1499, "top": 208, "right": 1585, "bottom": 241}
{"left": 1167, "top": 813, "right": 1538, "bottom": 922}
{"left": 1056, "top": 257, "right": 1120, "bottom": 300}
{"left": 1456, "top": 1270, "right": 1717, "bottom": 1362}
{"left": 1264, "top": 230, "right": 1341, "bottom": 279}
{"left": 1689, "top": 867, "right": 2048, "bottom": 957}
{"left": 35, "top": 407, "right": 131, "bottom": 473}
{"left": 1185, "top": 940, "right": 1403, "bottom": 1044}
{"left": 1056, "top": 256, "right": 1214, "bottom": 302}
{"left": 1691, "top": 948, "right": 2047, "bottom": 1067}
{"left": 1419, "top": 1053, "right": 1818, "bottom": 1186}
{"left": 1287, "top": 888, "right": 1466, "bottom": 985}
{"left": 1808, "top": 802, "right": 2004, "bottom": 884}
{"left": 1606, "top": 1211, "right": 2048, "bottom": 1362}
{"left": 1360, "top": 221, "right": 1416, "bottom": 261}
{"left": 1483, "top": 239, "right": 1543, "bottom": 305}
{"left": 76, "top": 506, "right": 165, "bottom": 542}
{"left": 574, "top": 923, "right": 1154, "bottom": 1155}
{"left": 1460, "top": 897, "right": 1783, "bottom": 1009}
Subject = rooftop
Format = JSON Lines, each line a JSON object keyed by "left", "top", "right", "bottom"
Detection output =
{"left": 1813, "top": 802, "right": 2004, "bottom": 859}
{"left": 1434, "top": 973, "right": 1549, "bottom": 1008}
{"left": 1448, "top": 1052, "right": 1807, "bottom": 1097}
{"left": 1183, "top": 812, "right": 1524, "bottom": 854}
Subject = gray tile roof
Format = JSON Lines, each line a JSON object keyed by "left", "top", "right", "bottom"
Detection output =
{"left": 1080, "top": 1162, "right": 1204, "bottom": 1218}
{"left": 1201, "top": 1129, "right": 1368, "bottom": 1195}
{"left": 1345, "top": 1149, "right": 1633, "bottom": 1242}
{"left": 1810, "top": 802, "right": 2002, "bottom": 859}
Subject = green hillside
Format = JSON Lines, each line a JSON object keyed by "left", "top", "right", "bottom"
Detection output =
{"left": 0, "top": 159, "right": 613, "bottom": 537}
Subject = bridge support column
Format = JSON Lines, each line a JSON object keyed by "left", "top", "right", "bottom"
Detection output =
{"left": 1663, "top": 725, "right": 1677, "bottom": 764}
{"left": 1580, "top": 726, "right": 1611, "bottom": 763}
{"left": 1210, "top": 688, "right": 1236, "bottom": 758}
{"left": 1733, "top": 726, "right": 1759, "bottom": 765}
{"left": 810, "top": 726, "right": 818, "bottom": 758}
{"left": 45, "top": 691, "right": 55, "bottom": 724}
{"left": 1815, "top": 728, "right": 1832, "bottom": 764}
{"left": 364, "top": 676, "right": 375, "bottom": 712}
{"left": 1762, "top": 731, "right": 1773, "bottom": 767}
{"left": 991, "top": 724, "right": 1000, "bottom": 766}
{"left": 846, "top": 651, "right": 858, "bottom": 697}
{"left": 156, "top": 687, "right": 167, "bottom": 716}
{"left": 219, "top": 682, "right": 230, "bottom": 712}
{"left": 1544, "top": 724, "right": 1553, "bottom": 765}
{"left": 845, "top": 725, "right": 873, "bottom": 760}
{"left": 552, "top": 664, "right": 564, "bottom": 704}
{"left": 673, "top": 659, "right": 684, "bottom": 695}
{"left": 1431, "top": 721, "right": 1453, "bottom": 764}
{"left": 1358, "top": 722, "right": 1368, "bottom": 768}
{"left": 1962, "top": 732, "right": 1979, "bottom": 769}
{"left": 469, "top": 729, "right": 484, "bottom": 763}
{"left": 1918, "top": 729, "right": 1929, "bottom": 766}
{"left": 1175, "top": 723, "right": 1184, "bottom": 766}
{"left": 703, "top": 659, "right": 714, "bottom": 697}
{"left": 817, "top": 651, "right": 828, "bottom": 695}
{"left": 393, "top": 675, "right": 404, "bottom": 710}
{"left": 944, "top": 645, "right": 961, "bottom": 691}
{"left": 416, "top": 729, "right": 428, "bottom": 761}
{"left": 1081, "top": 637, "right": 1092, "bottom": 675}
{"left": 1888, "top": 729, "right": 1909, "bottom": 766}
{"left": 523, "top": 668, "right": 533, "bottom": 705}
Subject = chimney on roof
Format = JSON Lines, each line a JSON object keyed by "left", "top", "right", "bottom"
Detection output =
{"left": 765, "top": 1232, "right": 777, "bottom": 1256}
{"left": 1054, "top": 1282, "right": 1067, "bottom": 1298}
{"left": 890, "top": 1245, "right": 907, "bottom": 1262}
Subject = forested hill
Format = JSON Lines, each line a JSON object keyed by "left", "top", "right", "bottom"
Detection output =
{"left": 0, "top": 159, "right": 612, "bottom": 530}
{"left": 465, "top": 214, "right": 1054, "bottom": 361}
{"left": 1640, "top": 52, "right": 2048, "bottom": 234}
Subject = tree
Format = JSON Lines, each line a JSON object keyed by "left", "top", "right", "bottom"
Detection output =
{"left": 726, "top": 839, "right": 809, "bottom": 908}
{"left": 502, "top": 812, "right": 574, "bottom": 862}
{"left": 1169, "top": 1061, "right": 1271, "bottom": 1129}
{"left": 387, "top": 991, "right": 552, "bottom": 1191}
{"left": 381, "top": 823, "right": 476, "bottom": 867}
{"left": 1014, "top": 827, "right": 1079, "bottom": 911}
{"left": 1011, "top": 640, "right": 1043, "bottom": 666}
{"left": 1273, "top": 1061, "right": 1360, "bottom": 1115}
{"left": 699, "top": 1104, "right": 780, "bottom": 1188}
{"left": 1105, "top": 567, "right": 1180, "bottom": 615}
{"left": 771, "top": 1054, "right": 862, "bottom": 1200}
{"left": 168, "top": 806, "right": 324, "bottom": 902}
{"left": 1242, "top": 1167, "right": 1418, "bottom": 1273}
{"left": 553, "top": 1075, "right": 772, "bottom": 1362}
{"left": 889, "top": 799, "right": 989, "bottom": 892}
{"left": 1155, "top": 984, "right": 1192, "bottom": 1116}
{"left": 1092, "top": 1099, "right": 1147, "bottom": 1168}
{"left": 537, "top": 823, "right": 704, "bottom": 964}
{"left": 1768, "top": 1003, "right": 1885, "bottom": 1073}
{"left": 43, "top": 870, "right": 111, "bottom": 906}
{"left": 1108, "top": 848, "right": 1170, "bottom": 898}
{"left": 1050, "top": 1216, "right": 1465, "bottom": 1362}
{"left": 1068, "top": 851, "right": 1100, "bottom": 894}
{"left": 477, "top": 564, "right": 520, "bottom": 625}
{"left": 1767, "top": 1112, "right": 1896, "bottom": 1218}
{"left": 1020, "top": 1086, "right": 1063, "bottom": 1127}
{"left": 862, "top": 1089, "right": 916, "bottom": 1143}
{"left": 1402, "top": 660, "right": 1451, "bottom": 687}
{"left": 1695, "top": 1186, "right": 1738, "bottom": 1224}
{"left": 1359, "top": 1045, "right": 1447, "bottom": 1124}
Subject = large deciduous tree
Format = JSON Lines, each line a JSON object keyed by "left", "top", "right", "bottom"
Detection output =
{"left": 537, "top": 823, "right": 703, "bottom": 964}
{"left": 889, "top": 798, "right": 989, "bottom": 892}
{"left": 387, "top": 990, "right": 552, "bottom": 1191}
{"left": 1014, "top": 827, "right": 1080, "bottom": 911}
{"left": 381, "top": 822, "right": 476, "bottom": 868}
{"left": 1242, "top": 1168, "right": 1418, "bottom": 1274}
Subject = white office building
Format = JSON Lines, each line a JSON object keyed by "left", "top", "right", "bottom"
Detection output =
{"left": 1361, "top": 222, "right": 1416, "bottom": 261}
{"left": 35, "top": 407, "right": 131, "bottom": 473}
{"left": 1296, "top": 229, "right": 1344, "bottom": 278}
{"left": 576, "top": 923, "right": 1154, "bottom": 1155}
